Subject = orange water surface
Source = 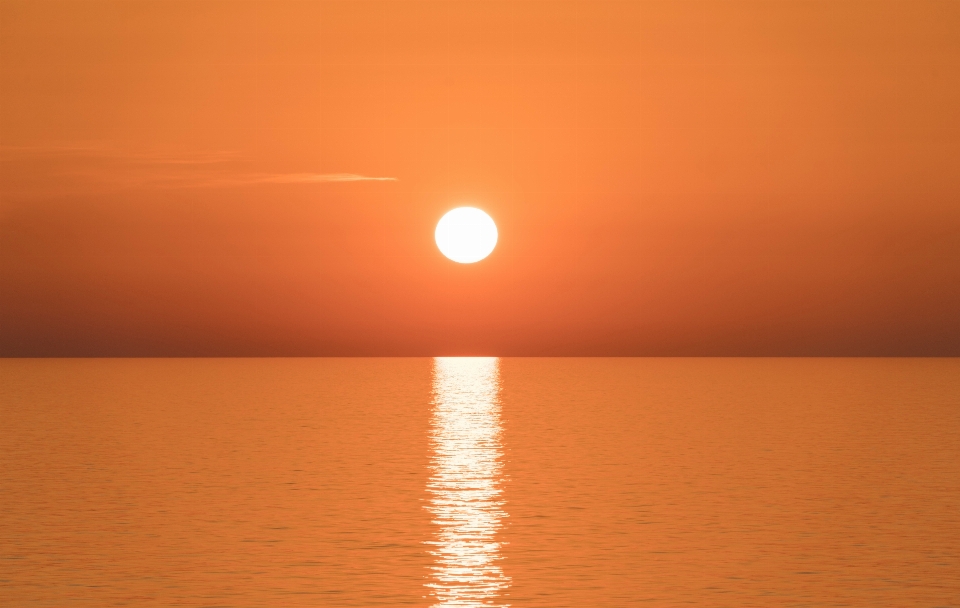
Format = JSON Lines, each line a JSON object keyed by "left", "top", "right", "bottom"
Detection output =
{"left": 2, "top": 358, "right": 959, "bottom": 606}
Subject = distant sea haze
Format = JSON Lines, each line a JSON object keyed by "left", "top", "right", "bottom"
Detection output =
{"left": 2, "top": 357, "right": 959, "bottom": 606}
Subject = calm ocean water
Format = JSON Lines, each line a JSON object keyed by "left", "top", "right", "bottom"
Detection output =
{"left": 1, "top": 357, "right": 959, "bottom": 606}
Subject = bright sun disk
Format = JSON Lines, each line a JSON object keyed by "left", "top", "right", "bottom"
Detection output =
{"left": 435, "top": 207, "right": 498, "bottom": 263}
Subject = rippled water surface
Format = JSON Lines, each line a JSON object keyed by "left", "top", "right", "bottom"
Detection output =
{"left": 2, "top": 358, "right": 959, "bottom": 606}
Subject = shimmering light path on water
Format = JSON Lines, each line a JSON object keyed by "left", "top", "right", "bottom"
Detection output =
{"left": 2, "top": 358, "right": 959, "bottom": 606}
{"left": 426, "top": 357, "right": 509, "bottom": 607}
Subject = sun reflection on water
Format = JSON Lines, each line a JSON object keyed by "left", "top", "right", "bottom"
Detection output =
{"left": 426, "top": 357, "right": 510, "bottom": 607}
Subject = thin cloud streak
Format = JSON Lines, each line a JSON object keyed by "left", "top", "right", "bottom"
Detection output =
{"left": 0, "top": 144, "right": 396, "bottom": 198}
{"left": 194, "top": 173, "right": 398, "bottom": 188}
{"left": 255, "top": 173, "right": 398, "bottom": 184}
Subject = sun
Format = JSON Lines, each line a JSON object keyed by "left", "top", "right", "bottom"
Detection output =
{"left": 435, "top": 207, "right": 498, "bottom": 263}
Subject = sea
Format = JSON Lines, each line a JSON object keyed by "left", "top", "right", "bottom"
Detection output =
{"left": 2, "top": 357, "right": 958, "bottom": 606}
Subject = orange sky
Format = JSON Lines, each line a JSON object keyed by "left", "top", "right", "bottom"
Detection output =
{"left": 2, "top": 0, "right": 959, "bottom": 356}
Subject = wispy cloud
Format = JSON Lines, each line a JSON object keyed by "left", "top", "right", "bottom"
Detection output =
{"left": 0, "top": 143, "right": 397, "bottom": 199}
{"left": 254, "top": 173, "right": 398, "bottom": 184}
{"left": 190, "top": 172, "right": 398, "bottom": 188}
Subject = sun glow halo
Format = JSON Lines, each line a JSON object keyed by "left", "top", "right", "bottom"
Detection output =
{"left": 435, "top": 207, "right": 498, "bottom": 264}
